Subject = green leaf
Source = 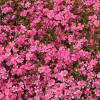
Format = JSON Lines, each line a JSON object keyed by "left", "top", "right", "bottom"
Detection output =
{"left": 83, "top": 45, "right": 90, "bottom": 51}
{"left": 71, "top": 71, "right": 79, "bottom": 79}
{"left": 80, "top": 11, "right": 88, "bottom": 24}
{"left": 0, "top": 0, "right": 7, "bottom": 5}
{"left": 36, "top": 52, "right": 44, "bottom": 60}
{"left": 43, "top": 28, "right": 57, "bottom": 44}
{"left": 62, "top": 41, "right": 73, "bottom": 49}
{"left": 2, "top": 60, "right": 8, "bottom": 68}
{"left": 73, "top": 61, "right": 80, "bottom": 68}
{"left": 46, "top": 28, "right": 55, "bottom": 34}
{"left": 71, "top": 70, "right": 83, "bottom": 80}
{"left": 13, "top": 0, "right": 20, "bottom": 11}
{"left": 43, "top": 34, "right": 50, "bottom": 44}
{"left": 36, "top": 60, "right": 42, "bottom": 66}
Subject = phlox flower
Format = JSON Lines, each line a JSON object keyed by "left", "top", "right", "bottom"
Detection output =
{"left": 95, "top": 90, "right": 100, "bottom": 96}
{"left": 2, "top": 7, "right": 13, "bottom": 14}
{"left": 73, "top": 90, "right": 82, "bottom": 98}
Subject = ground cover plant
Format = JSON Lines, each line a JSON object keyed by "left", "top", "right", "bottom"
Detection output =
{"left": 0, "top": 0, "right": 100, "bottom": 100}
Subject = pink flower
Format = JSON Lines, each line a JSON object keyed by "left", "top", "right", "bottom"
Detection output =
{"left": 60, "top": 70, "right": 68, "bottom": 77}
{"left": 26, "top": 52, "right": 33, "bottom": 60}
{"left": 11, "top": 86, "right": 18, "bottom": 93}
{"left": 38, "top": 66, "right": 51, "bottom": 74}
{"left": 44, "top": 56, "right": 51, "bottom": 63}
{"left": 16, "top": 38, "right": 25, "bottom": 46}
{"left": 93, "top": 20, "right": 100, "bottom": 27}
{"left": 96, "top": 52, "right": 100, "bottom": 59}
{"left": 25, "top": 2, "right": 31, "bottom": 8}
{"left": 0, "top": 34, "right": 6, "bottom": 42}
{"left": 95, "top": 90, "right": 100, "bottom": 96}
{"left": 0, "top": 46, "right": 4, "bottom": 54}
{"left": 47, "top": 10, "right": 55, "bottom": 19}
{"left": 84, "top": 0, "right": 93, "bottom": 6}
{"left": 20, "top": 10, "right": 27, "bottom": 17}
{"left": 93, "top": 81, "right": 100, "bottom": 87}
{"left": 90, "top": 59, "right": 97, "bottom": 67}
{"left": 48, "top": 79, "right": 55, "bottom": 86}
{"left": 73, "top": 90, "right": 82, "bottom": 98}
{"left": 85, "top": 89, "right": 91, "bottom": 96}
{"left": 86, "top": 96, "right": 96, "bottom": 100}
{"left": 68, "top": 35, "right": 75, "bottom": 43}
{"left": 0, "top": 92, "right": 4, "bottom": 99}
{"left": 2, "top": 7, "right": 13, "bottom": 14}
{"left": 77, "top": 81, "right": 86, "bottom": 89}
{"left": 31, "top": 17, "right": 41, "bottom": 26}
{"left": 54, "top": 0, "right": 63, "bottom": 4}
{"left": 97, "top": 72, "right": 100, "bottom": 78}
{"left": 54, "top": 13, "right": 63, "bottom": 20}
{"left": 87, "top": 72, "right": 95, "bottom": 79}
{"left": 93, "top": 2, "right": 100, "bottom": 11}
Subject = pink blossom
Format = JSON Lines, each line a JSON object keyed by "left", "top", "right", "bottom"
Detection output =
{"left": 38, "top": 66, "right": 51, "bottom": 74}
{"left": 25, "top": 2, "right": 31, "bottom": 8}
{"left": 2, "top": 7, "right": 13, "bottom": 14}
{"left": 96, "top": 52, "right": 100, "bottom": 59}
{"left": 95, "top": 90, "right": 100, "bottom": 96}
{"left": 85, "top": 89, "right": 91, "bottom": 96}
{"left": 47, "top": 10, "right": 55, "bottom": 19}
{"left": 0, "top": 92, "right": 4, "bottom": 99}
{"left": 20, "top": 10, "right": 27, "bottom": 17}
{"left": 73, "top": 90, "right": 82, "bottom": 98}
{"left": 68, "top": 35, "right": 75, "bottom": 43}
{"left": 93, "top": 80, "right": 100, "bottom": 87}
{"left": 97, "top": 72, "right": 100, "bottom": 78}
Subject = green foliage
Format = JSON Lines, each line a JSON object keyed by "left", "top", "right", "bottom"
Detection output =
{"left": 36, "top": 52, "right": 44, "bottom": 66}
{"left": 43, "top": 34, "right": 50, "bottom": 44}
{"left": 13, "top": 0, "right": 20, "bottom": 11}
{"left": 71, "top": 0, "right": 80, "bottom": 14}
{"left": 92, "top": 43, "right": 100, "bottom": 57}
{"left": 2, "top": 60, "right": 8, "bottom": 68}
{"left": 83, "top": 45, "right": 90, "bottom": 51}
{"left": 0, "top": 13, "right": 6, "bottom": 19}
{"left": 62, "top": 40, "right": 73, "bottom": 50}
{"left": 0, "top": 0, "right": 7, "bottom": 5}
{"left": 80, "top": 11, "right": 88, "bottom": 24}
{"left": 14, "top": 15, "right": 29, "bottom": 26}
{"left": 71, "top": 71, "right": 80, "bottom": 79}
{"left": 73, "top": 61, "right": 80, "bottom": 68}
{"left": 43, "top": 28, "right": 57, "bottom": 44}
{"left": 18, "top": 45, "right": 29, "bottom": 54}
{"left": 36, "top": 60, "right": 42, "bottom": 66}
{"left": 36, "top": 52, "right": 44, "bottom": 60}
{"left": 82, "top": 27, "right": 89, "bottom": 33}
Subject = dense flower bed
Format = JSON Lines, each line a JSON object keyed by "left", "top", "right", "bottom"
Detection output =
{"left": 0, "top": 0, "right": 100, "bottom": 100}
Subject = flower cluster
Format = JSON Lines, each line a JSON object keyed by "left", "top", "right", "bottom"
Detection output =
{"left": 0, "top": 0, "right": 100, "bottom": 100}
